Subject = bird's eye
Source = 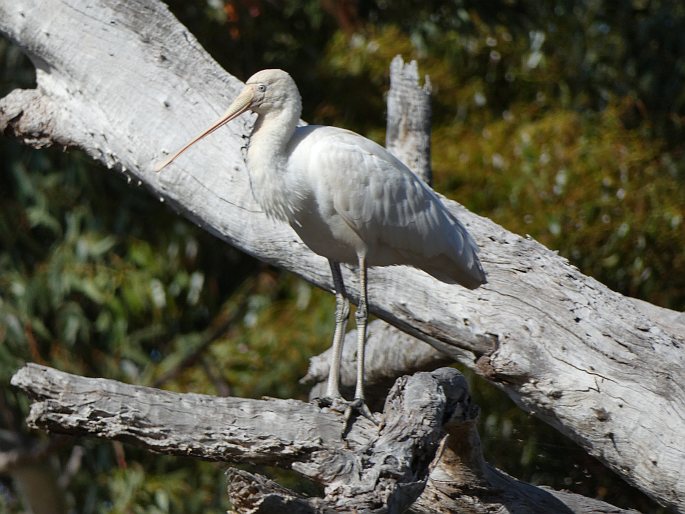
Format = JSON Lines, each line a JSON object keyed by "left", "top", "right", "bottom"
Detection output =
{"left": 257, "top": 84, "right": 267, "bottom": 93}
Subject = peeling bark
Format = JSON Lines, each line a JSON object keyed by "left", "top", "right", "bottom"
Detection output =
{"left": 8, "top": 364, "right": 451, "bottom": 512}
{"left": 12, "top": 364, "right": 638, "bottom": 513}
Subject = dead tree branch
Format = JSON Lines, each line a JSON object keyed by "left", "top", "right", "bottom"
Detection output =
{"left": 12, "top": 364, "right": 637, "bottom": 513}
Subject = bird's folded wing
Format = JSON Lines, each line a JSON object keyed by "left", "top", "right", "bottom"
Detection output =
{"left": 305, "top": 128, "right": 468, "bottom": 259}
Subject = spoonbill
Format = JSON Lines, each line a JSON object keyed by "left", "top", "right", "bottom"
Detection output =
{"left": 155, "top": 69, "right": 486, "bottom": 419}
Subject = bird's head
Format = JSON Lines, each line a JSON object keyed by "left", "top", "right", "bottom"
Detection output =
{"left": 245, "top": 69, "right": 301, "bottom": 115}
{"left": 154, "top": 69, "right": 300, "bottom": 172}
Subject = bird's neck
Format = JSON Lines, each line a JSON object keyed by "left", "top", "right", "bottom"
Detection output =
{"left": 246, "top": 103, "right": 303, "bottom": 222}
{"left": 249, "top": 102, "right": 301, "bottom": 159}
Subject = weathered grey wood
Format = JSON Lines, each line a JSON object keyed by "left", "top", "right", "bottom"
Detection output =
{"left": 9, "top": 364, "right": 450, "bottom": 512}
{"left": 410, "top": 388, "right": 640, "bottom": 514}
{"left": 386, "top": 56, "right": 432, "bottom": 184}
{"left": 226, "top": 469, "right": 326, "bottom": 514}
{"left": 307, "top": 320, "right": 641, "bottom": 509}
{"left": 12, "top": 364, "right": 636, "bottom": 513}
{"left": 1, "top": 1, "right": 684, "bottom": 510}
{"left": 11, "top": 365, "right": 347, "bottom": 466}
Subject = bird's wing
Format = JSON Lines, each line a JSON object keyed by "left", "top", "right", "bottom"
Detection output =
{"left": 292, "top": 126, "right": 479, "bottom": 265}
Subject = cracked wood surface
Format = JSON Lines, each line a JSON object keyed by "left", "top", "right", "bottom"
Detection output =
{"left": 385, "top": 56, "right": 432, "bottom": 184}
{"left": 9, "top": 364, "right": 452, "bottom": 512}
{"left": 13, "top": 364, "right": 638, "bottom": 514}
{"left": 1, "top": 0, "right": 684, "bottom": 510}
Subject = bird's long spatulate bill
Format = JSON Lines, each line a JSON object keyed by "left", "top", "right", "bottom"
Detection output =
{"left": 154, "top": 87, "right": 255, "bottom": 172}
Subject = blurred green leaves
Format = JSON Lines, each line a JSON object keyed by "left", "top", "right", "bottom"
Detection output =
{"left": 1, "top": 151, "right": 232, "bottom": 378}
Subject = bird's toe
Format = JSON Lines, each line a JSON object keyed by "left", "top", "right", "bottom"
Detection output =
{"left": 312, "top": 396, "right": 380, "bottom": 429}
{"left": 346, "top": 398, "right": 380, "bottom": 426}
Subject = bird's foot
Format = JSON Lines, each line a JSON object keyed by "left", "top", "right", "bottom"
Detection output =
{"left": 343, "top": 398, "right": 379, "bottom": 426}
{"left": 313, "top": 396, "right": 380, "bottom": 437}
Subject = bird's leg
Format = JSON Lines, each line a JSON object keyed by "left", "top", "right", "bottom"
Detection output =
{"left": 325, "top": 260, "right": 349, "bottom": 399}
{"left": 346, "top": 255, "right": 377, "bottom": 425}
{"left": 319, "top": 259, "right": 377, "bottom": 430}
{"left": 354, "top": 256, "right": 368, "bottom": 401}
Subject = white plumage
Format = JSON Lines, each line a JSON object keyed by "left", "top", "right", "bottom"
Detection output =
{"left": 156, "top": 69, "right": 486, "bottom": 416}
{"left": 281, "top": 125, "right": 484, "bottom": 287}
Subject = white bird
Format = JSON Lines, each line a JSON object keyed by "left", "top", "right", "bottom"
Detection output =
{"left": 155, "top": 69, "right": 486, "bottom": 418}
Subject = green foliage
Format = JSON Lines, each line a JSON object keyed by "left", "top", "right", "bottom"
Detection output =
{"left": 434, "top": 103, "right": 685, "bottom": 306}
{"left": 1, "top": 149, "right": 233, "bottom": 374}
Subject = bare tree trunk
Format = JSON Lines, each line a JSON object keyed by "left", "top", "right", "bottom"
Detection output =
{"left": 12, "top": 364, "right": 639, "bottom": 514}
{"left": 385, "top": 56, "right": 432, "bottom": 184}
{"left": 1, "top": 0, "right": 684, "bottom": 511}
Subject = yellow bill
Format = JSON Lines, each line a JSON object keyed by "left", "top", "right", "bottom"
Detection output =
{"left": 154, "top": 86, "right": 255, "bottom": 172}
